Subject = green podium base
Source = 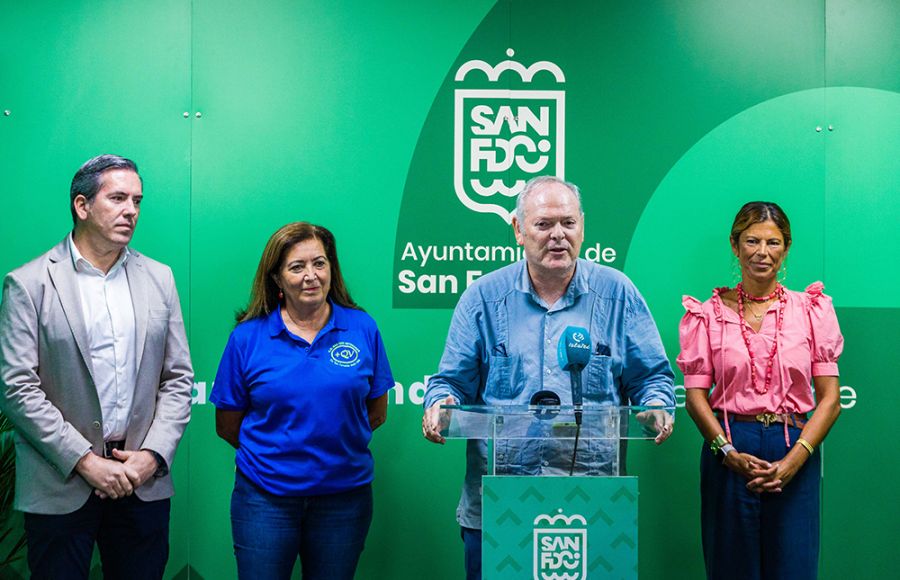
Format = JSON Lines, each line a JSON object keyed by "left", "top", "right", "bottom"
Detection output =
{"left": 482, "top": 476, "right": 638, "bottom": 580}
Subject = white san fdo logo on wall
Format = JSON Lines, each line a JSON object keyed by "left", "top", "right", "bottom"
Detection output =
{"left": 329, "top": 342, "right": 361, "bottom": 367}
{"left": 533, "top": 510, "right": 587, "bottom": 580}
{"left": 454, "top": 49, "right": 566, "bottom": 224}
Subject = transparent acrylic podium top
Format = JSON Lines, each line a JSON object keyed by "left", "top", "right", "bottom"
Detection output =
{"left": 439, "top": 404, "right": 674, "bottom": 440}
{"left": 439, "top": 404, "right": 675, "bottom": 477}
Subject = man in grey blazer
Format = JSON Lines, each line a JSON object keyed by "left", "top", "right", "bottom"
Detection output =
{"left": 0, "top": 154, "right": 193, "bottom": 580}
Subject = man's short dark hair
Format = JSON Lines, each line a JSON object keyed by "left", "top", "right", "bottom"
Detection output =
{"left": 70, "top": 154, "right": 141, "bottom": 224}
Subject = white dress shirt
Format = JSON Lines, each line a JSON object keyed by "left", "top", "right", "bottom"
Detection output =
{"left": 69, "top": 235, "right": 137, "bottom": 442}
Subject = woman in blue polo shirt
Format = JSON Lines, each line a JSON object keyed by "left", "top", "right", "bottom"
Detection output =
{"left": 210, "top": 222, "right": 394, "bottom": 580}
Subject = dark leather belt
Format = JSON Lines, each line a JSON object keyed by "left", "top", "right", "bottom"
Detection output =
{"left": 716, "top": 412, "right": 808, "bottom": 429}
{"left": 103, "top": 440, "right": 126, "bottom": 458}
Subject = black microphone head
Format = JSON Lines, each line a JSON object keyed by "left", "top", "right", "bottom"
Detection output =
{"left": 529, "top": 390, "right": 561, "bottom": 420}
{"left": 557, "top": 326, "right": 591, "bottom": 372}
{"left": 529, "top": 390, "right": 562, "bottom": 407}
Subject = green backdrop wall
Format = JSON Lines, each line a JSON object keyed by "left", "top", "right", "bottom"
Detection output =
{"left": 1, "top": 1, "right": 897, "bottom": 578}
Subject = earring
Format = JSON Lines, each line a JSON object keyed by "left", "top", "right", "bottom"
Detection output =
{"left": 778, "top": 261, "right": 787, "bottom": 283}
{"left": 278, "top": 289, "right": 284, "bottom": 300}
{"left": 731, "top": 257, "right": 741, "bottom": 286}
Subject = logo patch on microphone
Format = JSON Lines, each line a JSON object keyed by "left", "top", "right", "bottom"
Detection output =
{"left": 329, "top": 342, "right": 361, "bottom": 367}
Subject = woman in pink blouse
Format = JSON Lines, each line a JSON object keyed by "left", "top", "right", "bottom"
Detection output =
{"left": 678, "top": 202, "right": 843, "bottom": 580}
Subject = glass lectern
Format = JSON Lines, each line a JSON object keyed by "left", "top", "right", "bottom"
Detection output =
{"left": 439, "top": 404, "right": 675, "bottom": 580}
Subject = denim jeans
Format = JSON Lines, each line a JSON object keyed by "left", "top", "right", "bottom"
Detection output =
{"left": 461, "top": 526, "right": 482, "bottom": 580}
{"left": 700, "top": 421, "right": 821, "bottom": 580}
{"left": 231, "top": 469, "right": 373, "bottom": 580}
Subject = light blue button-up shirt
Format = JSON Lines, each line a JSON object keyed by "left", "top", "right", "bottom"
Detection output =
{"left": 424, "top": 259, "right": 675, "bottom": 529}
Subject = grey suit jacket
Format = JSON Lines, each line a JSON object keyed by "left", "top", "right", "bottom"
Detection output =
{"left": 0, "top": 237, "right": 193, "bottom": 514}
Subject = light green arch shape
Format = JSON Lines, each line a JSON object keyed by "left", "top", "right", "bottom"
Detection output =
{"left": 625, "top": 87, "right": 900, "bottom": 349}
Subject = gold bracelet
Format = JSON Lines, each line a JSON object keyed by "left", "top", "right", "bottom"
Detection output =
{"left": 709, "top": 434, "right": 728, "bottom": 454}
{"left": 796, "top": 438, "right": 814, "bottom": 455}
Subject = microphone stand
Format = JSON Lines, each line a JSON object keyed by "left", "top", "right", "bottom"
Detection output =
{"left": 569, "top": 371, "right": 583, "bottom": 476}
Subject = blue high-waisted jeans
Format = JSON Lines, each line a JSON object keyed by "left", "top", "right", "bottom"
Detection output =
{"left": 700, "top": 420, "right": 821, "bottom": 580}
{"left": 230, "top": 469, "right": 373, "bottom": 580}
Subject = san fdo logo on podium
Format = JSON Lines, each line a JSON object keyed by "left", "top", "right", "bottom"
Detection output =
{"left": 533, "top": 510, "right": 587, "bottom": 580}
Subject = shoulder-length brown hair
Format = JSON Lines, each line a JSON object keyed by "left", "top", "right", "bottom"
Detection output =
{"left": 236, "top": 222, "right": 360, "bottom": 323}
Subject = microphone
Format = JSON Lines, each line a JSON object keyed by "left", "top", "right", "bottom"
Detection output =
{"left": 557, "top": 326, "right": 591, "bottom": 425}
{"left": 529, "top": 390, "right": 561, "bottom": 420}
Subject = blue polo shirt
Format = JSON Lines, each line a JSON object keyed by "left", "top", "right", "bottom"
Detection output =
{"left": 210, "top": 302, "right": 394, "bottom": 496}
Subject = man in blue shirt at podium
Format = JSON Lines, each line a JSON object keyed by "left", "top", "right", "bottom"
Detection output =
{"left": 422, "top": 175, "right": 675, "bottom": 580}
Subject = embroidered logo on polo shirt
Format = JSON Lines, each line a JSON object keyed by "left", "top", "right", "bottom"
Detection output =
{"left": 329, "top": 342, "right": 361, "bottom": 367}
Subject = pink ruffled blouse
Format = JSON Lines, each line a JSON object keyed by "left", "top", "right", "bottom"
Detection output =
{"left": 677, "top": 282, "right": 843, "bottom": 419}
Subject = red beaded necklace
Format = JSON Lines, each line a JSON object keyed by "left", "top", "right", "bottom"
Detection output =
{"left": 736, "top": 282, "right": 786, "bottom": 395}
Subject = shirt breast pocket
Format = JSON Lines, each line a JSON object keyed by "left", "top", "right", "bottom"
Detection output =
{"left": 484, "top": 355, "right": 522, "bottom": 400}
{"left": 585, "top": 355, "right": 613, "bottom": 397}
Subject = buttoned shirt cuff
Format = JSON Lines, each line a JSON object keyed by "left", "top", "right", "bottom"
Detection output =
{"left": 423, "top": 388, "right": 454, "bottom": 410}
{"left": 811, "top": 362, "right": 839, "bottom": 376}
{"left": 683, "top": 375, "right": 713, "bottom": 388}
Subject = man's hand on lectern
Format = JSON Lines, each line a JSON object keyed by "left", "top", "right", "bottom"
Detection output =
{"left": 422, "top": 396, "right": 457, "bottom": 444}
{"left": 635, "top": 400, "right": 674, "bottom": 445}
